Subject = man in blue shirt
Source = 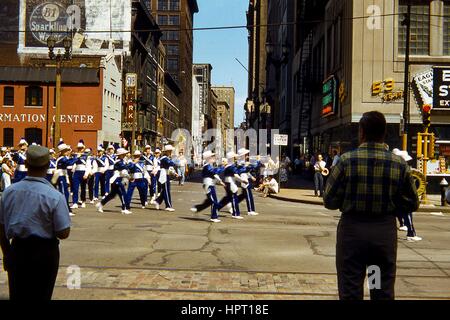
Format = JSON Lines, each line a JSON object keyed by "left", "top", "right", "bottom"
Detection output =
{"left": 0, "top": 145, "right": 71, "bottom": 300}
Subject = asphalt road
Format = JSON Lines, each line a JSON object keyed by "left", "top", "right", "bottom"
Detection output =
{"left": 1, "top": 179, "right": 449, "bottom": 300}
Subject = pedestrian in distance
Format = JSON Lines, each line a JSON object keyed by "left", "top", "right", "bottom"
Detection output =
{"left": 392, "top": 148, "right": 422, "bottom": 242}
{"left": 313, "top": 154, "right": 326, "bottom": 197}
{"left": 324, "top": 111, "right": 420, "bottom": 300}
{"left": 176, "top": 150, "right": 187, "bottom": 186}
{"left": 0, "top": 145, "right": 71, "bottom": 300}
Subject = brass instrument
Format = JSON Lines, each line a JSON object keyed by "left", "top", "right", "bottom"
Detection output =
{"left": 411, "top": 168, "right": 426, "bottom": 197}
{"left": 321, "top": 168, "right": 330, "bottom": 176}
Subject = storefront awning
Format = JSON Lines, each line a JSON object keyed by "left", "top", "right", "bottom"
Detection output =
{"left": 0, "top": 66, "right": 100, "bottom": 85}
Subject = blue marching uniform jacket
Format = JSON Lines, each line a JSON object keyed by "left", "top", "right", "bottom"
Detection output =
{"left": 12, "top": 152, "right": 27, "bottom": 183}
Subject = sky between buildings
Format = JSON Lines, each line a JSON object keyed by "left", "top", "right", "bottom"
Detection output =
{"left": 193, "top": 0, "right": 248, "bottom": 128}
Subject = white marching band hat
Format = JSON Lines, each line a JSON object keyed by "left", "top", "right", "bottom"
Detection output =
{"left": 144, "top": 145, "right": 151, "bottom": 150}
{"left": 392, "top": 148, "right": 412, "bottom": 162}
{"left": 163, "top": 144, "right": 174, "bottom": 152}
{"left": 154, "top": 148, "right": 161, "bottom": 153}
{"left": 18, "top": 138, "right": 28, "bottom": 146}
{"left": 106, "top": 144, "right": 115, "bottom": 150}
{"left": 202, "top": 150, "right": 215, "bottom": 159}
{"left": 77, "top": 139, "right": 85, "bottom": 148}
{"left": 49, "top": 148, "right": 55, "bottom": 154}
{"left": 133, "top": 150, "right": 142, "bottom": 156}
{"left": 237, "top": 148, "right": 250, "bottom": 157}
{"left": 116, "top": 148, "right": 129, "bottom": 156}
{"left": 226, "top": 151, "right": 238, "bottom": 159}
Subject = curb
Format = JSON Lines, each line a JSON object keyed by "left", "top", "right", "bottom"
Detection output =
{"left": 270, "top": 194, "right": 450, "bottom": 214}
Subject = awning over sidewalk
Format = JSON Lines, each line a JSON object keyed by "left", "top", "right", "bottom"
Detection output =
{"left": 0, "top": 66, "right": 100, "bottom": 85}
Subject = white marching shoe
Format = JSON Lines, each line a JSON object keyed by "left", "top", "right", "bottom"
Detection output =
{"left": 165, "top": 207, "right": 175, "bottom": 212}
{"left": 210, "top": 218, "right": 221, "bottom": 223}
{"left": 95, "top": 202, "right": 103, "bottom": 213}
{"left": 70, "top": 203, "right": 78, "bottom": 209}
{"left": 399, "top": 226, "right": 408, "bottom": 231}
{"left": 248, "top": 211, "right": 259, "bottom": 216}
{"left": 407, "top": 236, "right": 422, "bottom": 242}
{"left": 231, "top": 215, "right": 244, "bottom": 220}
{"left": 155, "top": 203, "right": 160, "bottom": 210}
{"left": 190, "top": 207, "right": 198, "bottom": 213}
{"left": 80, "top": 202, "right": 86, "bottom": 208}
{"left": 121, "top": 209, "right": 132, "bottom": 215}
{"left": 69, "top": 212, "right": 76, "bottom": 217}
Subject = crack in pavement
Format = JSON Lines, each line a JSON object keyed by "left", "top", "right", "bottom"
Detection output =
{"left": 304, "top": 232, "right": 335, "bottom": 258}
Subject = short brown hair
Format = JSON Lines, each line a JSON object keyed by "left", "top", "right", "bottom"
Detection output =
{"left": 359, "top": 111, "right": 387, "bottom": 142}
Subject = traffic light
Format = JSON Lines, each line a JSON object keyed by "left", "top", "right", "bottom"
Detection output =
{"left": 422, "top": 104, "right": 431, "bottom": 128}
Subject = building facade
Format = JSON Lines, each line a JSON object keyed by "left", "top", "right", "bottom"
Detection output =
{"left": 212, "top": 86, "right": 234, "bottom": 156}
{"left": 212, "top": 86, "right": 235, "bottom": 129}
{"left": 150, "top": 0, "right": 199, "bottom": 132}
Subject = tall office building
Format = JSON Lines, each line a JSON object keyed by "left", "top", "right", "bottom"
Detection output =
{"left": 149, "top": 0, "right": 199, "bottom": 132}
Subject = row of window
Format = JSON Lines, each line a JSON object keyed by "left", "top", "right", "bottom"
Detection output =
{"left": 157, "top": 14, "right": 180, "bottom": 26}
{"left": 3, "top": 86, "right": 47, "bottom": 107}
{"left": 2, "top": 128, "right": 43, "bottom": 147}
{"left": 398, "top": 1, "right": 450, "bottom": 56}
{"left": 144, "top": 0, "right": 180, "bottom": 11}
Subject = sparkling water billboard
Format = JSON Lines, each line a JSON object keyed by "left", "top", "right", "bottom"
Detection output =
{"left": 14, "top": 0, "right": 131, "bottom": 55}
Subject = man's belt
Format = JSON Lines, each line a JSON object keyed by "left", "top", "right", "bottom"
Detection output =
{"left": 133, "top": 173, "right": 144, "bottom": 179}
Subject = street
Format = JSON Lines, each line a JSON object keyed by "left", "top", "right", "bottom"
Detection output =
{"left": 1, "top": 179, "right": 449, "bottom": 300}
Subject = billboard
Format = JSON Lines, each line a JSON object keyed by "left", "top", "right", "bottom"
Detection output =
{"left": 433, "top": 67, "right": 450, "bottom": 110}
{"left": 16, "top": 0, "right": 131, "bottom": 56}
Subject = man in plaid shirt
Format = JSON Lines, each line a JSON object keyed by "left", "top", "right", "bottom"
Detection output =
{"left": 324, "top": 111, "right": 419, "bottom": 300}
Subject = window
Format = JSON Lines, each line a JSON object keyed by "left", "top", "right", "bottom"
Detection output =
{"left": 166, "top": 44, "right": 179, "bottom": 55}
{"left": 445, "top": 2, "right": 450, "bottom": 55}
{"left": 161, "top": 31, "right": 179, "bottom": 40}
{"left": 398, "top": 1, "right": 430, "bottom": 55}
{"left": 25, "top": 86, "right": 43, "bottom": 106}
{"left": 158, "top": 0, "right": 168, "bottom": 10}
{"left": 158, "top": 0, "right": 179, "bottom": 11}
{"left": 168, "top": 15, "right": 180, "bottom": 25}
{"left": 3, "top": 128, "right": 13, "bottom": 147}
{"left": 158, "top": 15, "right": 168, "bottom": 25}
{"left": 24, "top": 128, "right": 42, "bottom": 145}
{"left": 3, "top": 86, "right": 14, "bottom": 106}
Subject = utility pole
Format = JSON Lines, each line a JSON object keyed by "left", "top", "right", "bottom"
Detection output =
{"left": 401, "top": 2, "right": 411, "bottom": 151}
{"left": 54, "top": 59, "right": 62, "bottom": 148}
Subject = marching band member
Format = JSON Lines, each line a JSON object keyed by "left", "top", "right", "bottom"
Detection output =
{"left": 104, "top": 144, "right": 116, "bottom": 196}
{"left": 12, "top": 138, "right": 28, "bottom": 183}
{"left": 149, "top": 148, "right": 161, "bottom": 204}
{"left": 190, "top": 150, "right": 225, "bottom": 223}
{"left": 96, "top": 148, "right": 132, "bottom": 215}
{"left": 217, "top": 151, "right": 244, "bottom": 220}
{"left": 125, "top": 150, "right": 149, "bottom": 210}
{"left": 236, "top": 148, "right": 261, "bottom": 216}
{"left": 93, "top": 145, "right": 107, "bottom": 201}
{"left": 86, "top": 148, "right": 95, "bottom": 204}
{"left": 71, "top": 140, "right": 89, "bottom": 209}
{"left": 153, "top": 145, "right": 178, "bottom": 211}
{"left": 53, "top": 140, "right": 78, "bottom": 216}
{"left": 142, "top": 145, "right": 154, "bottom": 203}
{"left": 46, "top": 149, "right": 57, "bottom": 182}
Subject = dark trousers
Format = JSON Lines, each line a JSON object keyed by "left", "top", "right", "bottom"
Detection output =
{"left": 218, "top": 183, "right": 241, "bottom": 216}
{"left": 94, "top": 172, "right": 105, "bottom": 198}
{"left": 314, "top": 172, "right": 324, "bottom": 195}
{"left": 8, "top": 236, "right": 60, "bottom": 300}
{"left": 336, "top": 214, "right": 397, "bottom": 300}
{"left": 88, "top": 174, "right": 94, "bottom": 201}
{"left": 194, "top": 186, "right": 220, "bottom": 219}
{"left": 156, "top": 180, "right": 172, "bottom": 208}
{"left": 398, "top": 212, "right": 416, "bottom": 237}
{"left": 101, "top": 181, "right": 127, "bottom": 210}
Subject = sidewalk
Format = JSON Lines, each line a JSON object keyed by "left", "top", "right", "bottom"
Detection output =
{"left": 270, "top": 175, "right": 450, "bottom": 214}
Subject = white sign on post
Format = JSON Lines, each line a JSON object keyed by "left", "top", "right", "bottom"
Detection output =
{"left": 273, "top": 134, "right": 288, "bottom": 146}
{"left": 126, "top": 73, "right": 137, "bottom": 88}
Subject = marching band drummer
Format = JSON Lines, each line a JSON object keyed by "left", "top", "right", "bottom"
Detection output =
{"left": 53, "top": 140, "right": 78, "bottom": 216}
{"left": 96, "top": 148, "right": 132, "bottom": 215}
{"left": 46, "top": 149, "right": 57, "bottom": 182}
{"left": 12, "top": 138, "right": 28, "bottom": 183}
{"left": 153, "top": 145, "right": 178, "bottom": 211}
{"left": 125, "top": 150, "right": 149, "bottom": 211}
{"left": 313, "top": 154, "right": 327, "bottom": 197}
{"left": 190, "top": 150, "right": 225, "bottom": 223}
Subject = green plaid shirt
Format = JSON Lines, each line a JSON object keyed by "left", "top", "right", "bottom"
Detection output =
{"left": 324, "top": 143, "right": 419, "bottom": 215}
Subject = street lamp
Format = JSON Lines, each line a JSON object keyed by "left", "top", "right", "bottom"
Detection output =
{"left": 47, "top": 34, "right": 72, "bottom": 148}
